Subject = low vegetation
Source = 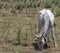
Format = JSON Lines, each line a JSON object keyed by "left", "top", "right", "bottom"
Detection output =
{"left": 55, "top": 7, "right": 60, "bottom": 17}
{"left": 17, "top": 28, "right": 21, "bottom": 45}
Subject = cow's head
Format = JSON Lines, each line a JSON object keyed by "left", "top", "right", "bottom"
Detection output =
{"left": 35, "top": 34, "right": 47, "bottom": 50}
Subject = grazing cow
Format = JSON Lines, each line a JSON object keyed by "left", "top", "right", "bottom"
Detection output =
{"left": 35, "top": 9, "right": 58, "bottom": 50}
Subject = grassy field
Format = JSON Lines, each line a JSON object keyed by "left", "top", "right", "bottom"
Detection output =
{"left": 0, "top": 0, "right": 60, "bottom": 53}
{"left": 0, "top": 7, "right": 60, "bottom": 53}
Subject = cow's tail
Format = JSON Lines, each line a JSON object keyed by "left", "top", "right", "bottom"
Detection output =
{"left": 54, "top": 22, "right": 56, "bottom": 27}
{"left": 54, "top": 22, "right": 56, "bottom": 34}
{"left": 54, "top": 22, "right": 57, "bottom": 40}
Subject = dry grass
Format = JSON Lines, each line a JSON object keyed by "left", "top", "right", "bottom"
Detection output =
{"left": 0, "top": 2, "right": 60, "bottom": 53}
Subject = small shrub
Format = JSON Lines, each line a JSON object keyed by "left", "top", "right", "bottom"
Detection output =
{"left": 0, "top": 3, "right": 3, "bottom": 9}
{"left": 22, "top": 31, "right": 28, "bottom": 46}
{"left": 15, "top": 2, "right": 25, "bottom": 10}
{"left": 44, "top": 0, "right": 52, "bottom": 8}
{"left": 26, "top": 0, "right": 40, "bottom": 8}
{"left": 54, "top": 0, "right": 59, "bottom": 5}
{"left": 19, "top": 50, "right": 25, "bottom": 53}
{"left": 17, "top": 28, "right": 21, "bottom": 45}
{"left": 3, "top": 3, "right": 8, "bottom": 9}
{"left": 11, "top": 6, "right": 16, "bottom": 15}
{"left": 52, "top": 0, "right": 55, "bottom": 3}
{"left": 55, "top": 8, "right": 60, "bottom": 17}
{"left": 12, "top": 49, "right": 16, "bottom": 53}
{"left": 11, "top": 9, "right": 16, "bottom": 15}
{"left": 2, "top": 12, "right": 7, "bottom": 17}
{"left": 36, "top": 1, "right": 40, "bottom": 7}
{"left": 26, "top": 1, "right": 32, "bottom": 7}
{"left": 1, "top": 0, "right": 9, "bottom": 2}
{"left": 31, "top": 1, "right": 37, "bottom": 8}
{"left": 58, "top": 4, "right": 60, "bottom": 8}
{"left": 58, "top": 2, "right": 60, "bottom": 8}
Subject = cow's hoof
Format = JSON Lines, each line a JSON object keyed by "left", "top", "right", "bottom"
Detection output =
{"left": 54, "top": 44, "right": 58, "bottom": 48}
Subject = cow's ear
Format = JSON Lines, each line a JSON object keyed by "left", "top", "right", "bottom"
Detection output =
{"left": 35, "top": 35, "right": 40, "bottom": 37}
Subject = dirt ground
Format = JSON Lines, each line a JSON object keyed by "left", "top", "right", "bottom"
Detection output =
{"left": 0, "top": 15, "right": 60, "bottom": 53}
{"left": 0, "top": 6, "right": 59, "bottom": 53}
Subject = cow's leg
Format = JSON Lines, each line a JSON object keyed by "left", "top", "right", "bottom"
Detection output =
{"left": 45, "top": 30, "right": 51, "bottom": 42}
{"left": 52, "top": 27, "right": 58, "bottom": 47}
{"left": 47, "top": 34, "right": 51, "bottom": 42}
{"left": 48, "top": 29, "right": 52, "bottom": 42}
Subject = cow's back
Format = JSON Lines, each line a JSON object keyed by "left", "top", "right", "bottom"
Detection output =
{"left": 38, "top": 9, "right": 55, "bottom": 34}
{"left": 46, "top": 10, "right": 54, "bottom": 25}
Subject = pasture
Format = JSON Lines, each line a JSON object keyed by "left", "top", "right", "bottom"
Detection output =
{"left": 0, "top": 0, "right": 60, "bottom": 53}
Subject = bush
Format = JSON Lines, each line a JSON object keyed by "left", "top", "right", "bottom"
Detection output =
{"left": 0, "top": 3, "right": 4, "bottom": 9}
{"left": 17, "top": 28, "right": 21, "bottom": 44}
{"left": 26, "top": 0, "right": 40, "bottom": 8}
{"left": 31, "top": 1, "right": 37, "bottom": 8}
{"left": 2, "top": 12, "right": 7, "bottom": 17}
{"left": 54, "top": 0, "right": 59, "bottom": 5}
{"left": 52, "top": 0, "right": 55, "bottom": 3}
{"left": 26, "top": 1, "right": 32, "bottom": 7}
{"left": 58, "top": 3, "right": 60, "bottom": 8}
{"left": 15, "top": 2, "right": 25, "bottom": 10}
{"left": 44, "top": 0, "right": 52, "bottom": 8}
{"left": 15, "top": 0, "right": 41, "bottom": 9}
{"left": 22, "top": 31, "right": 28, "bottom": 46}
{"left": 11, "top": 7, "right": 16, "bottom": 15}
{"left": 55, "top": 8, "right": 60, "bottom": 17}
{"left": 1, "top": 0, "right": 9, "bottom": 2}
{"left": 36, "top": 1, "right": 40, "bottom": 7}
{"left": 58, "top": 0, "right": 60, "bottom": 8}
{"left": 0, "top": 3, "right": 9, "bottom": 9}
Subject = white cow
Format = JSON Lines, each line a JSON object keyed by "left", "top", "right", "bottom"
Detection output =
{"left": 35, "top": 9, "right": 58, "bottom": 50}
